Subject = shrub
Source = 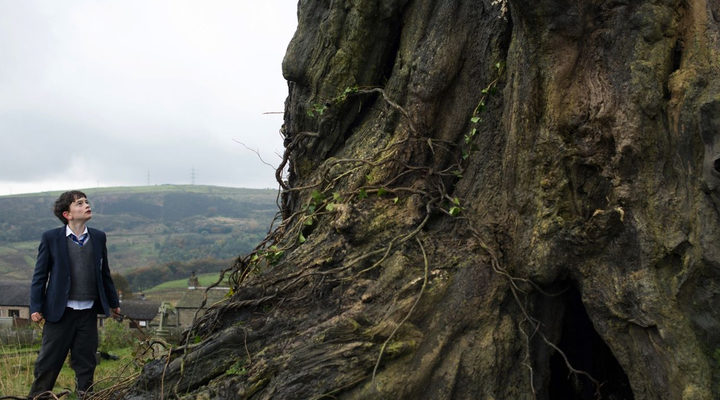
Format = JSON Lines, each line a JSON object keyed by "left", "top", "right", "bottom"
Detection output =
{"left": 99, "top": 320, "right": 136, "bottom": 351}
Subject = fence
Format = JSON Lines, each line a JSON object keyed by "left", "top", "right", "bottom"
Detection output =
{"left": 0, "top": 318, "right": 38, "bottom": 346}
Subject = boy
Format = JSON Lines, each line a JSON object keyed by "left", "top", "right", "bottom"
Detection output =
{"left": 28, "top": 190, "right": 120, "bottom": 398}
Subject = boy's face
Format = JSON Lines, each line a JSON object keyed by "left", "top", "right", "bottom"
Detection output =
{"left": 63, "top": 196, "right": 92, "bottom": 223}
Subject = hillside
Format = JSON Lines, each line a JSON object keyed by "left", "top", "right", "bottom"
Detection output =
{"left": 139, "top": 272, "right": 231, "bottom": 304}
{"left": 0, "top": 185, "right": 278, "bottom": 283}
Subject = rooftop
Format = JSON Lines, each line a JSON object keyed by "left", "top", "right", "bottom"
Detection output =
{"left": 0, "top": 281, "right": 30, "bottom": 307}
{"left": 119, "top": 299, "right": 161, "bottom": 321}
{"left": 176, "top": 288, "right": 229, "bottom": 309}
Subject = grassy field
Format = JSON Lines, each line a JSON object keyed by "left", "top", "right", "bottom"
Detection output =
{"left": 0, "top": 345, "right": 140, "bottom": 398}
{"left": 0, "top": 323, "right": 144, "bottom": 398}
{"left": 144, "top": 272, "right": 230, "bottom": 292}
{"left": 141, "top": 272, "right": 231, "bottom": 304}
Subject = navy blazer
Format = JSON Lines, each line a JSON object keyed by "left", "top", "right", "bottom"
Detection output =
{"left": 30, "top": 227, "right": 120, "bottom": 323}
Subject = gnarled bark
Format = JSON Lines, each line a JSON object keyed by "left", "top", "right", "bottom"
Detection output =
{"left": 127, "top": 0, "right": 720, "bottom": 399}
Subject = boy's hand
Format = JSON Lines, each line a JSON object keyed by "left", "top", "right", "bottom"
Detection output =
{"left": 111, "top": 307, "right": 123, "bottom": 322}
{"left": 31, "top": 312, "right": 44, "bottom": 322}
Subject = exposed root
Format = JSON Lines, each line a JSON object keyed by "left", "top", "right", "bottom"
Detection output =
{"left": 540, "top": 333, "right": 602, "bottom": 399}
{"left": 371, "top": 237, "right": 430, "bottom": 381}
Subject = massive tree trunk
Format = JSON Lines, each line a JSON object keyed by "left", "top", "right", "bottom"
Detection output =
{"left": 127, "top": 0, "right": 720, "bottom": 399}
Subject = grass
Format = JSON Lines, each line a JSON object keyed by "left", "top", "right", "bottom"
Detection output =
{"left": 0, "top": 326, "right": 142, "bottom": 398}
{"left": 0, "top": 344, "right": 37, "bottom": 396}
{"left": 0, "top": 345, "right": 140, "bottom": 398}
{"left": 145, "top": 272, "right": 230, "bottom": 292}
{"left": 140, "top": 272, "right": 232, "bottom": 304}
{"left": 0, "top": 246, "right": 17, "bottom": 256}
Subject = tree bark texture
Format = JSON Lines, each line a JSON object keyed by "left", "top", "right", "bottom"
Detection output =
{"left": 128, "top": 0, "right": 720, "bottom": 399}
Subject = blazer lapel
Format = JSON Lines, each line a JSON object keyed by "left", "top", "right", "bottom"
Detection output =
{"left": 57, "top": 227, "right": 70, "bottom": 269}
{"left": 89, "top": 228, "right": 103, "bottom": 270}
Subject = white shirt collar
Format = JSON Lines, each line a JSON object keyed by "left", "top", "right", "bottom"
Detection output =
{"left": 65, "top": 225, "right": 89, "bottom": 237}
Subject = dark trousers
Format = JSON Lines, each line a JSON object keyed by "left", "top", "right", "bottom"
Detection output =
{"left": 29, "top": 308, "right": 98, "bottom": 398}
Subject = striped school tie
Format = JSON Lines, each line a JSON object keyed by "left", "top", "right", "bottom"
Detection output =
{"left": 70, "top": 233, "right": 88, "bottom": 246}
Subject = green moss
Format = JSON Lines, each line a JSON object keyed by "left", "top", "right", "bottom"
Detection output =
{"left": 385, "top": 339, "right": 418, "bottom": 357}
{"left": 341, "top": 317, "right": 361, "bottom": 332}
{"left": 365, "top": 169, "right": 381, "bottom": 185}
{"left": 226, "top": 358, "right": 248, "bottom": 376}
{"left": 296, "top": 158, "right": 317, "bottom": 179}
{"left": 313, "top": 332, "right": 326, "bottom": 344}
{"left": 243, "top": 377, "right": 269, "bottom": 399}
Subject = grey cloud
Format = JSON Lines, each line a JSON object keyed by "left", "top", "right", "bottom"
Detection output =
{"left": 0, "top": 0, "right": 295, "bottom": 195}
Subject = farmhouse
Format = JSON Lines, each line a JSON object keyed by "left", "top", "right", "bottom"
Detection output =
{"left": 118, "top": 298, "right": 161, "bottom": 329}
{"left": 0, "top": 281, "right": 30, "bottom": 319}
{"left": 175, "top": 287, "right": 228, "bottom": 327}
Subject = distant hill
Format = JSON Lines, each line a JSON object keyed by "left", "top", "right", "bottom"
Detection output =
{"left": 138, "top": 271, "right": 230, "bottom": 305}
{"left": 0, "top": 185, "right": 279, "bottom": 284}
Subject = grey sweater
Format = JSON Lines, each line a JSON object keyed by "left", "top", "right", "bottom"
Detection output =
{"left": 67, "top": 237, "right": 98, "bottom": 301}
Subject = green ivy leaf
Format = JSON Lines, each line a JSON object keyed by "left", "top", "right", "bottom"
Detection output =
{"left": 358, "top": 189, "right": 368, "bottom": 200}
{"left": 377, "top": 187, "right": 388, "bottom": 197}
{"left": 313, "top": 104, "right": 327, "bottom": 116}
{"left": 393, "top": 197, "right": 399, "bottom": 204}
{"left": 298, "top": 232, "right": 306, "bottom": 243}
{"left": 311, "top": 190, "right": 324, "bottom": 203}
{"left": 271, "top": 251, "right": 284, "bottom": 264}
{"left": 326, "top": 202, "right": 336, "bottom": 211}
{"left": 449, "top": 206, "right": 462, "bottom": 216}
{"left": 453, "top": 197, "right": 461, "bottom": 205}
{"left": 471, "top": 116, "right": 481, "bottom": 123}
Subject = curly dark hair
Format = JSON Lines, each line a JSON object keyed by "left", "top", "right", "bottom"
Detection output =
{"left": 54, "top": 190, "right": 87, "bottom": 224}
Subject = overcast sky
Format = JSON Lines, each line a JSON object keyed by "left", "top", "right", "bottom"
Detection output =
{"left": 0, "top": 1, "right": 297, "bottom": 196}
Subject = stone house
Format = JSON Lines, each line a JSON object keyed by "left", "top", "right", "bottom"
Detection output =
{"left": 118, "top": 298, "right": 161, "bottom": 329}
{"left": 175, "top": 287, "right": 229, "bottom": 327}
{"left": 0, "top": 281, "right": 30, "bottom": 320}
